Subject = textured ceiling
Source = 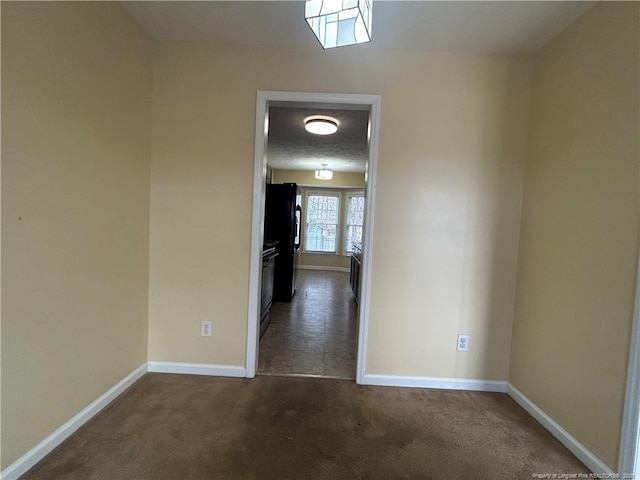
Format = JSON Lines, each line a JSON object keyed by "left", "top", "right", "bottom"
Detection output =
{"left": 123, "top": 1, "right": 595, "bottom": 54}
{"left": 267, "top": 106, "right": 369, "bottom": 173}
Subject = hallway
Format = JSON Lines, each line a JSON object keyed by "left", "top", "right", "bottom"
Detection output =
{"left": 258, "top": 270, "right": 358, "bottom": 378}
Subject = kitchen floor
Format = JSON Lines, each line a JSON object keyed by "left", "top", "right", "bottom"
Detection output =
{"left": 258, "top": 270, "right": 358, "bottom": 379}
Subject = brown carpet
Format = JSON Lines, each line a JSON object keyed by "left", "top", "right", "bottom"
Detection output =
{"left": 22, "top": 373, "right": 587, "bottom": 480}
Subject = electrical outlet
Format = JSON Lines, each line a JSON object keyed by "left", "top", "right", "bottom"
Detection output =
{"left": 457, "top": 334, "right": 469, "bottom": 352}
{"left": 201, "top": 321, "right": 212, "bottom": 337}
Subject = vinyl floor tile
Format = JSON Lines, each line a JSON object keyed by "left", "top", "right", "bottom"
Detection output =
{"left": 258, "top": 270, "right": 358, "bottom": 379}
{"left": 258, "top": 347, "right": 325, "bottom": 376}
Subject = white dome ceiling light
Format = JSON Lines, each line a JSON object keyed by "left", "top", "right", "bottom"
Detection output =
{"left": 304, "top": 116, "right": 338, "bottom": 135}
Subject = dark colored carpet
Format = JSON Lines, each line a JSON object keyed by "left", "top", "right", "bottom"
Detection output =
{"left": 22, "top": 373, "right": 587, "bottom": 479}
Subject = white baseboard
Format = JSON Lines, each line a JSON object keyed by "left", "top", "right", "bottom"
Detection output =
{"left": 4, "top": 364, "right": 610, "bottom": 478}
{"left": 298, "top": 265, "right": 350, "bottom": 273}
{"left": 1, "top": 363, "right": 147, "bottom": 480}
{"left": 362, "top": 374, "right": 508, "bottom": 392}
{"left": 506, "top": 383, "right": 613, "bottom": 474}
{"left": 147, "top": 361, "right": 246, "bottom": 377}
{"left": 2, "top": 361, "right": 245, "bottom": 479}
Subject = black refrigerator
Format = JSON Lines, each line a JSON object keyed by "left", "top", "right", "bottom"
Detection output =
{"left": 264, "top": 183, "right": 301, "bottom": 302}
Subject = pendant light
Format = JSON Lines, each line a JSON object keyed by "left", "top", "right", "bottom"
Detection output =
{"left": 314, "top": 164, "right": 333, "bottom": 180}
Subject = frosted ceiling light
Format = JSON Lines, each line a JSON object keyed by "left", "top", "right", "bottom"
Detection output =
{"left": 305, "top": 116, "right": 338, "bottom": 135}
{"left": 315, "top": 164, "right": 334, "bottom": 180}
{"left": 305, "top": 0, "right": 373, "bottom": 49}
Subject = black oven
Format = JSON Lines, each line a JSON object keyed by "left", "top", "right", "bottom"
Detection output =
{"left": 260, "top": 245, "right": 278, "bottom": 338}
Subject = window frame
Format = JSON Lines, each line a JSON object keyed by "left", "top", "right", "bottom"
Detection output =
{"left": 303, "top": 190, "right": 341, "bottom": 254}
{"left": 343, "top": 191, "right": 365, "bottom": 255}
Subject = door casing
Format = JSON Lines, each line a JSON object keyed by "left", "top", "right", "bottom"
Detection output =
{"left": 618, "top": 256, "right": 640, "bottom": 476}
{"left": 245, "top": 90, "right": 381, "bottom": 383}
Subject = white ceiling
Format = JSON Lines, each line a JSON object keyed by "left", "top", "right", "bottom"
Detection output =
{"left": 123, "top": 1, "right": 595, "bottom": 54}
{"left": 122, "top": 1, "right": 596, "bottom": 173}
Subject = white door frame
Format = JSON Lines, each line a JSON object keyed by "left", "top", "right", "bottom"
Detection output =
{"left": 619, "top": 257, "right": 640, "bottom": 476}
{"left": 245, "top": 90, "right": 381, "bottom": 384}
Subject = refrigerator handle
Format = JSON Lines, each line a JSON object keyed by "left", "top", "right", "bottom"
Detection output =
{"left": 294, "top": 205, "right": 302, "bottom": 250}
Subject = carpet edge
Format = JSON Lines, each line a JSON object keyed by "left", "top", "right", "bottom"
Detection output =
{"left": 1, "top": 362, "right": 148, "bottom": 480}
{"left": 506, "top": 382, "right": 613, "bottom": 474}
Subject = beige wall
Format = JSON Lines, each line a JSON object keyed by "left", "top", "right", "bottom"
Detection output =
{"left": 4, "top": 1, "right": 636, "bottom": 474}
{"left": 148, "top": 40, "right": 533, "bottom": 382}
{"left": 1, "top": 2, "right": 152, "bottom": 467}
{"left": 272, "top": 169, "right": 366, "bottom": 188}
{"left": 299, "top": 253, "right": 350, "bottom": 270}
{"left": 509, "top": 2, "right": 639, "bottom": 470}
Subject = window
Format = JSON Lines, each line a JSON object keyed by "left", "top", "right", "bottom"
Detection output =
{"left": 345, "top": 193, "right": 365, "bottom": 253}
{"left": 305, "top": 192, "right": 340, "bottom": 253}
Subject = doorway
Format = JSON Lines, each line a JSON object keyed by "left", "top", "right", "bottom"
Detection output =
{"left": 246, "top": 91, "right": 381, "bottom": 383}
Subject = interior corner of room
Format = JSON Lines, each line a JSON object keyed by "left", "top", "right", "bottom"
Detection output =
{"left": 1, "top": 1, "right": 639, "bottom": 478}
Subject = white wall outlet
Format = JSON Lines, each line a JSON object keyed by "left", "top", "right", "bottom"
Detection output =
{"left": 457, "top": 334, "right": 469, "bottom": 352}
{"left": 201, "top": 321, "right": 212, "bottom": 337}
